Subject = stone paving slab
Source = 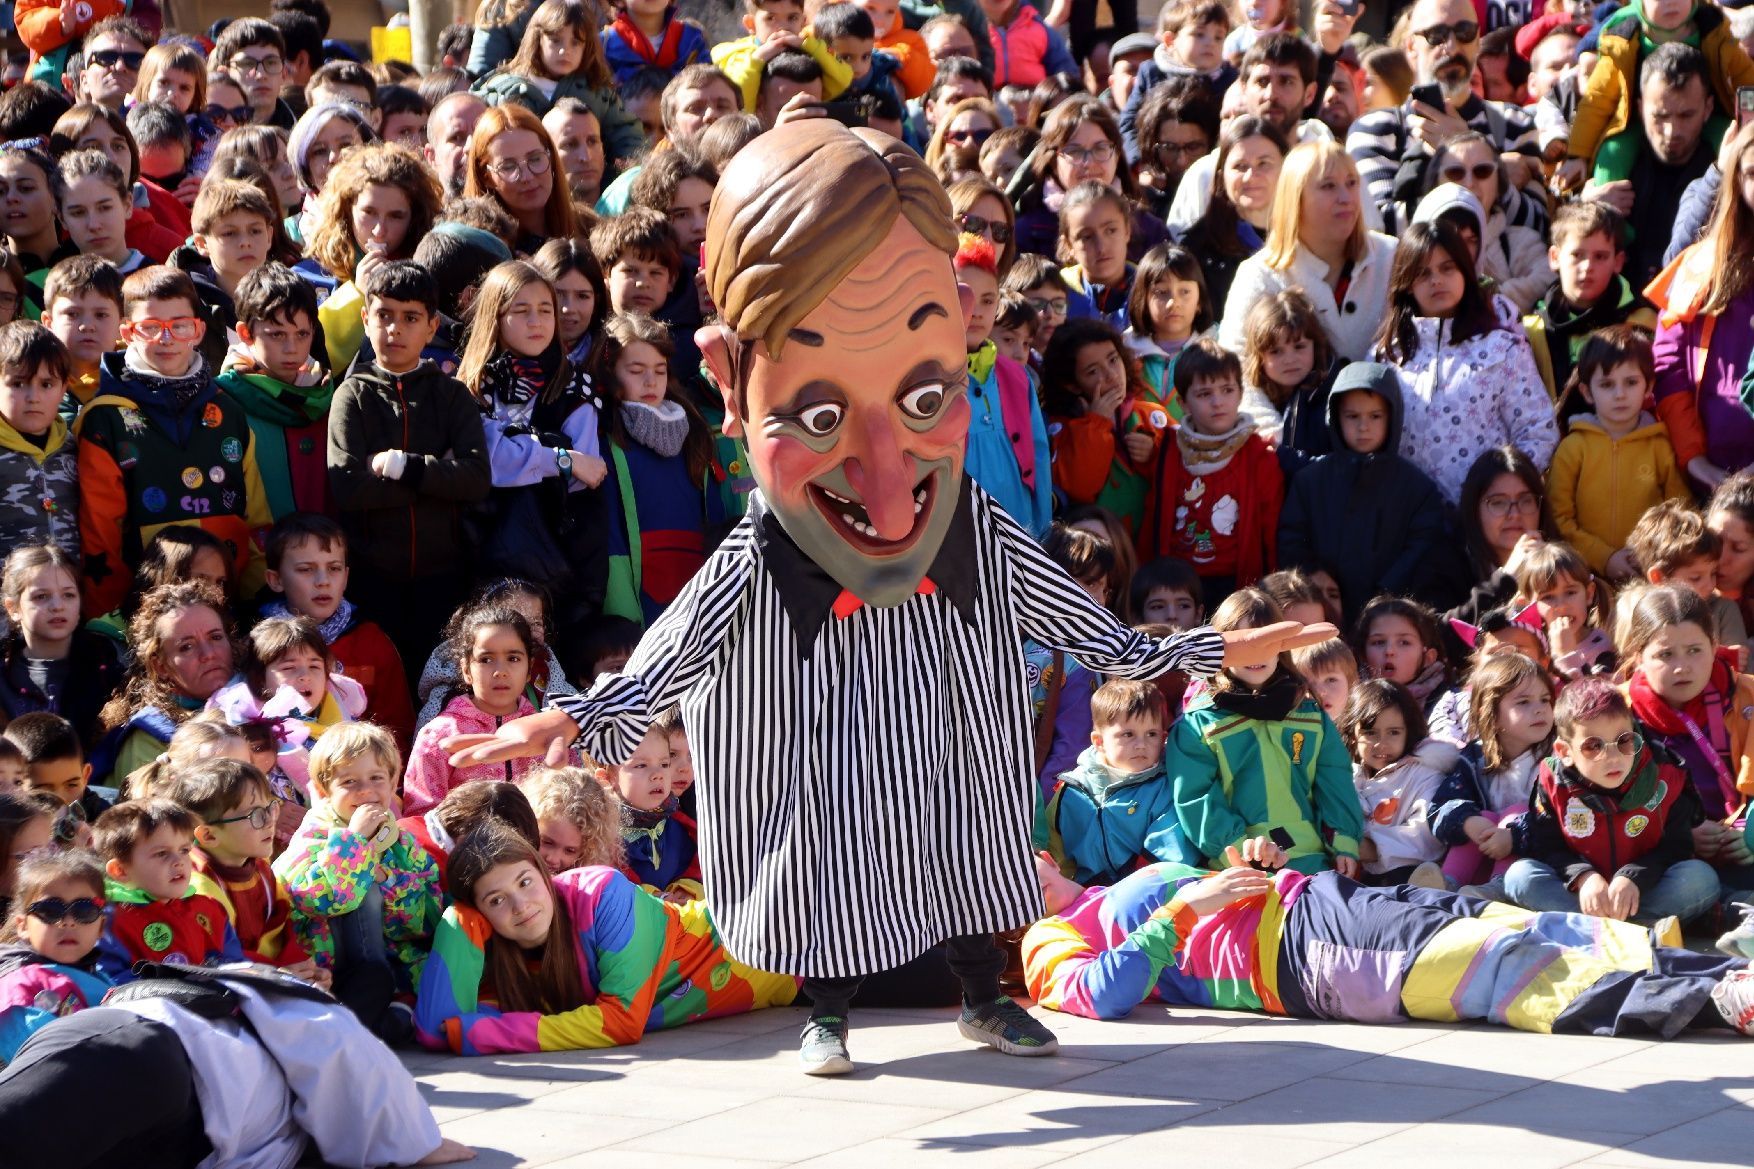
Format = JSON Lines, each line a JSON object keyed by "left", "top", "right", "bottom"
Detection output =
{"left": 406, "top": 1005, "right": 1754, "bottom": 1168}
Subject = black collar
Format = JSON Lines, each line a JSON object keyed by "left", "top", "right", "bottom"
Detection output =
{"left": 750, "top": 474, "right": 982, "bottom": 657}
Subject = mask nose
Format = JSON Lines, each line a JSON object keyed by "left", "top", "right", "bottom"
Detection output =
{"left": 841, "top": 407, "right": 917, "bottom": 541}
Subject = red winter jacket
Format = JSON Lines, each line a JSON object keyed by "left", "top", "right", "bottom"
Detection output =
{"left": 108, "top": 890, "right": 241, "bottom": 967}
{"left": 330, "top": 619, "right": 414, "bottom": 757}
{"left": 1524, "top": 739, "right": 1701, "bottom": 893}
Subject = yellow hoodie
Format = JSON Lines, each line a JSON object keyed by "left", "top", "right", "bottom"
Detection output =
{"left": 1547, "top": 413, "right": 1691, "bottom": 574}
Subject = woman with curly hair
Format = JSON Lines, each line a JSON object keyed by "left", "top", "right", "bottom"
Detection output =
{"left": 305, "top": 142, "right": 444, "bottom": 375}
{"left": 95, "top": 582, "right": 242, "bottom": 787}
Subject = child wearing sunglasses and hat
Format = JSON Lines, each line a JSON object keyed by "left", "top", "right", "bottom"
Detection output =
{"left": 1505, "top": 677, "right": 1721, "bottom": 928}
{"left": 166, "top": 757, "right": 330, "bottom": 990}
{"left": 0, "top": 849, "right": 113, "bottom": 1064}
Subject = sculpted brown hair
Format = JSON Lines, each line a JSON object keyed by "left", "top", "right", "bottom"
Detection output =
{"left": 703, "top": 120, "right": 958, "bottom": 363}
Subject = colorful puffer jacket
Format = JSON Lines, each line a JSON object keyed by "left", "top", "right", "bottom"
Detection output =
{"left": 188, "top": 850, "right": 310, "bottom": 967}
{"left": 402, "top": 693, "right": 549, "bottom": 817}
{"left": 1048, "top": 745, "right": 1199, "bottom": 885}
{"left": 0, "top": 410, "right": 77, "bottom": 556}
{"left": 272, "top": 802, "right": 440, "bottom": 975}
{"left": 1024, "top": 862, "right": 1310, "bottom": 1019}
{"left": 75, "top": 352, "right": 272, "bottom": 615}
{"left": 415, "top": 865, "right": 798, "bottom": 1054}
{"left": 0, "top": 944, "right": 113, "bottom": 1064}
{"left": 1524, "top": 739, "right": 1701, "bottom": 891}
{"left": 1166, "top": 682, "right": 1363, "bottom": 873}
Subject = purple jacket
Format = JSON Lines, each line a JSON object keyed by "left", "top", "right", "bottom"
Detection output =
{"left": 1652, "top": 283, "right": 1754, "bottom": 477}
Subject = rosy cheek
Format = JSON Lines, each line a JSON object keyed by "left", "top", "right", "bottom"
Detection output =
{"left": 754, "top": 432, "right": 841, "bottom": 505}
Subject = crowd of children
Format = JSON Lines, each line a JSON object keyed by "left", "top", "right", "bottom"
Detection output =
{"left": 0, "top": 0, "right": 1751, "bottom": 1094}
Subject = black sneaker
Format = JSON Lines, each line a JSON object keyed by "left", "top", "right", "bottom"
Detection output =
{"left": 799, "top": 1015, "right": 853, "bottom": 1076}
{"left": 957, "top": 996, "right": 1059, "bottom": 1057}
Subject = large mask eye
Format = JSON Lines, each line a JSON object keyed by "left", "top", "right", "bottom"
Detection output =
{"left": 796, "top": 402, "right": 844, "bottom": 436}
{"left": 899, "top": 383, "right": 946, "bottom": 421}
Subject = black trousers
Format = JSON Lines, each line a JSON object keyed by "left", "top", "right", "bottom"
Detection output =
{"left": 803, "top": 932, "right": 1006, "bottom": 1019}
{"left": 0, "top": 1009, "right": 211, "bottom": 1169}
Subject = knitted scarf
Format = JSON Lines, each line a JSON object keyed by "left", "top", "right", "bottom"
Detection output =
{"left": 1175, "top": 415, "right": 1257, "bottom": 476}
{"left": 124, "top": 350, "right": 210, "bottom": 412}
{"left": 620, "top": 399, "right": 689, "bottom": 457}
{"left": 482, "top": 344, "right": 561, "bottom": 412}
{"left": 260, "top": 597, "right": 356, "bottom": 646}
{"left": 220, "top": 350, "right": 334, "bottom": 425}
{"left": 620, "top": 800, "right": 673, "bottom": 868}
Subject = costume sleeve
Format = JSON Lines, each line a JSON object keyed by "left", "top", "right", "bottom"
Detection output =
{"left": 238, "top": 428, "right": 273, "bottom": 599}
{"left": 1652, "top": 316, "right": 1710, "bottom": 471}
{"left": 1049, "top": 413, "right": 1119, "bottom": 505}
{"left": 327, "top": 382, "right": 420, "bottom": 511}
{"left": 992, "top": 495, "right": 1226, "bottom": 679}
{"left": 710, "top": 38, "right": 764, "bottom": 111}
{"left": 1547, "top": 435, "right": 1616, "bottom": 574}
{"left": 75, "top": 415, "right": 130, "bottom": 617}
{"left": 551, "top": 532, "right": 757, "bottom": 766}
{"left": 1565, "top": 54, "right": 1623, "bottom": 165}
{"left": 801, "top": 35, "right": 854, "bottom": 99}
{"left": 1168, "top": 714, "right": 1249, "bottom": 864}
{"left": 1023, "top": 889, "right": 1199, "bottom": 1020}
{"left": 1312, "top": 717, "right": 1363, "bottom": 860}
{"left": 401, "top": 716, "right": 459, "bottom": 817}
{"left": 402, "top": 383, "right": 491, "bottom": 503}
{"left": 273, "top": 821, "right": 376, "bottom": 917}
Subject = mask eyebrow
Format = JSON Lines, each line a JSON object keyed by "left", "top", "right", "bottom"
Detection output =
{"left": 787, "top": 328, "right": 825, "bottom": 347}
{"left": 908, "top": 303, "right": 948, "bottom": 330}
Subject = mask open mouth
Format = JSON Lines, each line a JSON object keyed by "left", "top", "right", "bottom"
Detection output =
{"left": 809, "top": 471, "right": 936, "bottom": 555}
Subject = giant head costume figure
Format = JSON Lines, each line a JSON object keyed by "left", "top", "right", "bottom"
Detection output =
{"left": 697, "top": 120, "right": 969, "bottom": 608}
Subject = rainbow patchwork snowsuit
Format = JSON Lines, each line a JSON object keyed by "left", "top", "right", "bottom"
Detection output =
{"left": 1024, "top": 864, "right": 1741, "bottom": 1037}
{"left": 414, "top": 865, "right": 797, "bottom": 1054}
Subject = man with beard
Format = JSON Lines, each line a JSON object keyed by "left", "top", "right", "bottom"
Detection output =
{"left": 1347, "top": 0, "right": 1541, "bottom": 232}
{"left": 1583, "top": 43, "right": 1718, "bottom": 288}
{"left": 443, "top": 119, "right": 1331, "bottom": 1078}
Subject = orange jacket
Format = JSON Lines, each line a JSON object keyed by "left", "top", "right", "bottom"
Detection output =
{"left": 16, "top": 0, "right": 127, "bottom": 59}
{"left": 876, "top": 27, "right": 934, "bottom": 99}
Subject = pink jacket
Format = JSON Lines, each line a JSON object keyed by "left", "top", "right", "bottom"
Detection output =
{"left": 402, "top": 693, "right": 545, "bottom": 816}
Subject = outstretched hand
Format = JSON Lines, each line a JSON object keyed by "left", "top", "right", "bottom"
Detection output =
{"left": 1220, "top": 620, "right": 1338, "bottom": 669}
{"left": 444, "top": 707, "right": 579, "bottom": 769}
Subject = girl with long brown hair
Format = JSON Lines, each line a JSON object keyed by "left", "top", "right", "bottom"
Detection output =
{"left": 414, "top": 820, "right": 796, "bottom": 1052}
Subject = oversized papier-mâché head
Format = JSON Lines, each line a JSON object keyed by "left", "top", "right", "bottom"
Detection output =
{"left": 697, "top": 120, "right": 970, "bottom": 608}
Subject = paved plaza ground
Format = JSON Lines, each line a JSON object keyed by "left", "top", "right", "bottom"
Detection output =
{"left": 404, "top": 1001, "right": 1754, "bottom": 1168}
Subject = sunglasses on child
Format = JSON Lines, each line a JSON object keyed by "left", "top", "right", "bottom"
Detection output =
{"left": 126, "top": 317, "right": 202, "bottom": 342}
{"left": 208, "top": 799, "right": 283, "bottom": 830}
{"left": 25, "top": 896, "right": 104, "bottom": 925}
{"left": 1571, "top": 731, "right": 1642, "bottom": 761}
{"left": 955, "top": 212, "right": 1012, "bottom": 244}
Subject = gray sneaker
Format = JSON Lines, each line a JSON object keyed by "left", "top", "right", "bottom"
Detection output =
{"left": 1711, "top": 969, "right": 1754, "bottom": 1036}
{"left": 1717, "top": 901, "right": 1754, "bottom": 959}
{"left": 800, "top": 1015, "right": 853, "bottom": 1076}
{"left": 957, "top": 997, "right": 1059, "bottom": 1057}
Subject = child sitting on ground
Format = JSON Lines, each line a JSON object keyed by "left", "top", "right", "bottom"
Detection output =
{"left": 1511, "top": 540, "right": 1617, "bottom": 679}
{"left": 1338, "top": 679, "right": 1455, "bottom": 888}
{"left": 598, "top": 726, "right": 699, "bottom": 902}
{"left": 0, "top": 849, "right": 113, "bottom": 1064}
{"left": 274, "top": 722, "right": 439, "bottom": 1043}
{"left": 1047, "top": 678, "right": 1197, "bottom": 886}
{"left": 525, "top": 765, "right": 622, "bottom": 876}
{"left": 210, "top": 616, "right": 368, "bottom": 799}
{"left": 93, "top": 797, "right": 243, "bottom": 973}
{"left": 259, "top": 512, "right": 416, "bottom": 755}
{"left": 1429, "top": 652, "right": 1554, "bottom": 898}
{"left": 166, "top": 757, "right": 328, "bottom": 986}
{"left": 1168, "top": 588, "right": 1363, "bottom": 876}
{"left": 403, "top": 605, "right": 549, "bottom": 817}
{"left": 1510, "top": 677, "right": 1720, "bottom": 928}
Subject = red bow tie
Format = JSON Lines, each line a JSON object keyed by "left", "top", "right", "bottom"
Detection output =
{"left": 833, "top": 577, "right": 937, "bottom": 620}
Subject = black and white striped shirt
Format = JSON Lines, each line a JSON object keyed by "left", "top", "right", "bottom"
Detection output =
{"left": 551, "top": 478, "right": 1225, "bottom": 978}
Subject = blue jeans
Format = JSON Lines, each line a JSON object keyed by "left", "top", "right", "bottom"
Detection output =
{"left": 330, "top": 885, "right": 395, "bottom": 1035}
{"left": 1503, "top": 858, "right": 1721, "bottom": 924}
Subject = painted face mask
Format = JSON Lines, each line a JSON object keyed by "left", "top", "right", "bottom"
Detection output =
{"left": 701, "top": 122, "right": 971, "bottom": 608}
